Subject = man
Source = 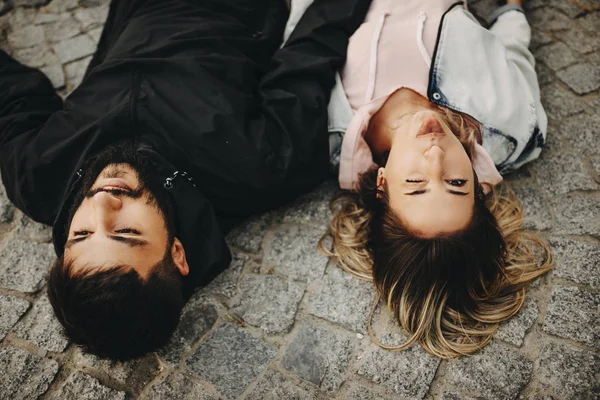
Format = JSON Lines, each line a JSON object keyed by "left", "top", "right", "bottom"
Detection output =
{"left": 0, "top": 0, "right": 370, "bottom": 359}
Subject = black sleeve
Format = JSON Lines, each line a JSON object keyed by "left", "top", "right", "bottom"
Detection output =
{"left": 0, "top": 50, "right": 65, "bottom": 224}
{"left": 252, "top": 0, "right": 370, "bottom": 176}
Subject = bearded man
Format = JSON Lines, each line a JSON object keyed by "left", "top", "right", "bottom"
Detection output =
{"left": 0, "top": 0, "right": 370, "bottom": 359}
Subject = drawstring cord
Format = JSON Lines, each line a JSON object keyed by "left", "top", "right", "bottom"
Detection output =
{"left": 417, "top": 11, "right": 431, "bottom": 69}
{"left": 365, "top": 11, "right": 390, "bottom": 103}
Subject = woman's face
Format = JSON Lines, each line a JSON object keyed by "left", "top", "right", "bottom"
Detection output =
{"left": 379, "top": 109, "right": 475, "bottom": 237}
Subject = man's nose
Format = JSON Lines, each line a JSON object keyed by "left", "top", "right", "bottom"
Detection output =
{"left": 91, "top": 192, "right": 123, "bottom": 218}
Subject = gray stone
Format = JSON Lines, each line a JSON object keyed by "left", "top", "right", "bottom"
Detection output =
{"left": 510, "top": 185, "right": 552, "bottom": 231}
{"left": 7, "top": 7, "right": 36, "bottom": 29}
{"left": 232, "top": 274, "right": 304, "bottom": 334}
{"left": 52, "top": 34, "right": 96, "bottom": 64}
{"left": 34, "top": 12, "right": 60, "bottom": 24}
{"left": 589, "top": 51, "right": 600, "bottom": 68}
{"left": 13, "top": 294, "right": 69, "bottom": 352}
{"left": 530, "top": 30, "right": 553, "bottom": 51}
{"left": 535, "top": 42, "right": 578, "bottom": 71}
{"left": 547, "top": 0, "right": 586, "bottom": 18}
{"left": 41, "top": 64, "right": 66, "bottom": 89}
{"left": 186, "top": 323, "right": 277, "bottom": 399}
{"left": 263, "top": 224, "right": 328, "bottom": 283}
{"left": 495, "top": 297, "right": 539, "bottom": 347}
{"left": 357, "top": 338, "right": 440, "bottom": 399}
{"left": 88, "top": 26, "right": 102, "bottom": 44}
{"left": 158, "top": 292, "right": 218, "bottom": 364}
{"left": 538, "top": 342, "right": 600, "bottom": 400}
{"left": 244, "top": 370, "right": 314, "bottom": 400}
{"left": 0, "top": 181, "right": 15, "bottom": 223}
{"left": 0, "top": 347, "right": 59, "bottom": 400}
{"left": 50, "top": 371, "right": 126, "bottom": 400}
{"left": 12, "top": 44, "right": 59, "bottom": 67}
{"left": 580, "top": 10, "right": 600, "bottom": 32}
{"left": 141, "top": 372, "right": 218, "bottom": 400}
{"left": 535, "top": 62, "right": 553, "bottom": 86}
{"left": 74, "top": 4, "right": 108, "bottom": 31}
{"left": 559, "top": 27, "right": 600, "bottom": 54}
{"left": 0, "top": 0, "right": 12, "bottom": 16}
{"left": 43, "top": 13, "right": 81, "bottom": 42}
{"left": 0, "top": 239, "right": 55, "bottom": 292}
{"left": 549, "top": 237, "right": 600, "bottom": 289}
{"left": 14, "top": 214, "right": 53, "bottom": 242}
{"left": 80, "top": 0, "right": 110, "bottom": 7}
{"left": 226, "top": 212, "right": 273, "bottom": 252}
{"left": 281, "top": 323, "right": 354, "bottom": 392}
{"left": 280, "top": 180, "right": 338, "bottom": 226}
{"left": 445, "top": 342, "right": 533, "bottom": 400}
{"left": 552, "top": 194, "right": 600, "bottom": 235}
{"left": 205, "top": 252, "right": 246, "bottom": 297}
{"left": 556, "top": 63, "right": 600, "bottom": 95}
{"left": 309, "top": 267, "right": 376, "bottom": 333}
{"left": 43, "top": 0, "right": 78, "bottom": 13}
{"left": 592, "top": 155, "right": 600, "bottom": 177}
{"left": 534, "top": 151, "right": 599, "bottom": 196}
{"left": 559, "top": 113, "right": 600, "bottom": 157}
{"left": 65, "top": 55, "right": 91, "bottom": 88}
{"left": 7, "top": 24, "right": 44, "bottom": 49}
{"left": 540, "top": 84, "right": 585, "bottom": 119}
{"left": 0, "top": 294, "right": 29, "bottom": 340}
{"left": 13, "top": 0, "right": 51, "bottom": 6}
{"left": 441, "top": 392, "right": 478, "bottom": 400}
{"left": 529, "top": 8, "right": 575, "bottom": 32}
{"left": 542, "top": 285, "right": 599, "bottom": 347}
{"left": 344, "top": 384, "right": 394, "bottom": 400}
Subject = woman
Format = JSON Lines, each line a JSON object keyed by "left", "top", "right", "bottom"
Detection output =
{"left": 320, "top": 0, "right": 553, "bottom": 358}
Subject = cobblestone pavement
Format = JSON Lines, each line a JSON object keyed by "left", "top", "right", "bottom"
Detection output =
{"left": 0, "top": 0, "right": 599, "bottom": 399}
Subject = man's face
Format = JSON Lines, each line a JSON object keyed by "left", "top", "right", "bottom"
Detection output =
{"left": 65, "top": 163, "right": 170, "bottom": 278}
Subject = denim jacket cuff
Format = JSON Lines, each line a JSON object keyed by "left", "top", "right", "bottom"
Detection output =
{"left": 489, "top": 3, "right": 524, "bottom": 26}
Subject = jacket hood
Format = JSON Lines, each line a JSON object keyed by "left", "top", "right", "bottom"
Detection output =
{"left": 51, "top": 143, "right": 231, "bottom": 297}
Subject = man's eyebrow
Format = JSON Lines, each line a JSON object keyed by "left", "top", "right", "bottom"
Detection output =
{"left": 65, "top": 237, "right": 85, "bottom": 249}
{"left": 65, "top": 236, "right": 148, "bottom": 249}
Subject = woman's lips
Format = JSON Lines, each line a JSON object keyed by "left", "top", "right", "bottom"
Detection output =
{"left": 416, "top": 117, "right": 446, "bottom": 138}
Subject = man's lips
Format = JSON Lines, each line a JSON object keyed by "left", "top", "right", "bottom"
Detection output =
{"left": 416, "top": 117, "right": 446, "bottom": 138}
{"left": 94, "top": 178, "right": 133, "bottom": 192}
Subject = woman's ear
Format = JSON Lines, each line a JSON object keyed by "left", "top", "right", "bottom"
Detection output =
{"left": 376, "top": 168, "right": 385, "bottom": 199}
{"left": 171, "top": 238, "right": 190, "bottom": 276}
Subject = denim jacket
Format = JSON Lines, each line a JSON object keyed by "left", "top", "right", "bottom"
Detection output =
{"left": 321, "top": 2, "right": 547, "bottom": 175}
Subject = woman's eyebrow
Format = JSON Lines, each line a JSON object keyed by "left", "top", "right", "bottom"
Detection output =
{"left": 404, "top": 189, "right": 469, "bottom": 196}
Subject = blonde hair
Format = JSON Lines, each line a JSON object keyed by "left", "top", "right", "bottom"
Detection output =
{"left": 319, "top": 110, "right": 553, "bottom": 358}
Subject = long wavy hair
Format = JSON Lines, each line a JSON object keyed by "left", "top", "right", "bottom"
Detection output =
{"left": 320, "top": 109, "right": 553, "bottom": 358}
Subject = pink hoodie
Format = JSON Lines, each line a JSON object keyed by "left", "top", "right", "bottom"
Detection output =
{"left": 338, "top": 0, "right": 503, "bottom": 190}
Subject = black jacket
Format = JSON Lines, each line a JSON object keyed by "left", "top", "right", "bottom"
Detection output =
{"left": 0, "top": 0, "right": 370, "bottom": 293}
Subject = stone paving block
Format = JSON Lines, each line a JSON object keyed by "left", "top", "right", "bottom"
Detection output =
{"left": 43, "top": 0, "right": 78, "bottom": 13}
{"left": 14, "top": 214, "right": 53, "bottom": 242}
{"left": 280, "top": 180, "right": 338, "bottom": 226}
{"left": 8, "top": 24, "right": 44, "bottom": 48}
{"left": 14, "top": 0, "right": 51, "bottom": 6}
{"left": 244, "top": 370, "right": 314, "bottom": 400}
{"left": 535, "top": 62, "right": 553, "bottom": 86}
{"left": 538, "top": 342, "right": 600, "bottom": 400}
{"left": 186, "top": 323, "right": 277, "bottom": 399}
{"left": 0, "top": 0, "right": 12, "bottom": 15}
{"left": 533, "top": 151, "right": 599, "bottom": 196}
{"left": 0, "top": 180, "right": 15, "bottom": 223}
{"left": 7, "top": 7, "right": 36, "bottom": 29}
{"left": 441, "top": 392, "right": 478, "bottom": 400}
{"left": 356, "top": 336, "right": 440, "bottom": 399}
{"left": 263, "top": 224, "right": 328, "bottom": 283}
{"left": 52, "top": 34, "right": 96, "bottom": 63}
{"left": 344, "top": 385, "right": 394, "bottom": 400}
{"left": 510, "top": 185, "right": 552, "bottom": 231}
{"left": 43, "top": 13, "right": 81, "bottom": 42}
{"left": 226, "top": 212, "right": 273, "bottom": 252}
{"left": 535, "top": 42, "right": 578, "bottom": 71}
{"left": 158, "top": 291, "right": 218, "bottom": 364}
{"left": 41, "top": 64, "right": 65, "bottom": 89}
{"left": 530, "top": 30, "right": 553, "bottom": 51}
{"left": 50, "top": 371, "right": 126, "bottom": 400}
{"left": 88, "top": 26, "right": 102, "bottom": 43}
{"left": 232, "top": 274, "right": 304, "bottom": 334}
{"left": 73, "top": 4, "right": 108, "bottom": 30}
{"left": 592, "top": 155, "right": 600, "bottom": 177}
{"left": 80, "top": 0, "right": 110, "bottom": 7}
{"left": 529, "top": 8, "right": 575, "bottom": 32}
{"left": 0, "top": 347, "right": 59, "bottom": 400}
{"left": 205, "top": 252, "right": 246, "bottom": 297}
{"left": 281, "top": 323, "right": 354, "bottom": 392}
{"left": 548, "top": 237, "right": 600, "bottom": 289}
{"left": 559, "top": 113, "right": 600, "bottom": 157}
{"left": 559, "top": 27, "right": 600, "bottom": 54}
{"left": 141, "top": 372, "right": 218, "bottom": 400}
{"left": 64, "top": 54, "right": 91, "bottom": 88}
{"left": 495, "top": 297, "right": 539, "bottom": 347}
{"left": 0, "top": 239, "right": 54, "bottom": 292}
{"left": 556, "top": 63, "right": 600, "bottom": 95}
{"left": 542, "top": 285, "right": 599, "bottom": 347}
{"left": 552, "top": 194, "right": 600, "bottom": 235}
{"left": 309, "top": 267, "right": 376, "bottom": 333}
{"left": 0, "top": 294, "right": 29, "bottom": 340}
{"left": 579, "top": 10, "right": 600, "bottom": 31}
{"left": 13, "top": 43, "right": 59, "bottom": 67}
{"left": 34, "top": 11, "right": 60, "bottom": 24}
{"left": 445, "top": 341, "right": 533, "bottom": 400}
{"left": 13, "top": 293, "right": 69, "bottom": 352}
{"left": 540, "top": 84, "right": 585, "bottom": 119}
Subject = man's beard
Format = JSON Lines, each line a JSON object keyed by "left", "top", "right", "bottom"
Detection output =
{"left": 66, "top": 142, "right": 177, "bottom": 241}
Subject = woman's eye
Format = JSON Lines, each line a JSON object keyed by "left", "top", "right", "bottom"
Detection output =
{"left": 406, "top": 179, "right": 424, "bottom": 183}
{"left": 447, "top": 179, "right": 467, "bottom": 187}
{"left": 115, "top": 228, "right": 140, "bottom": 234}
{"left": 73, "top": 230, "right": 91, "bottom": 236}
